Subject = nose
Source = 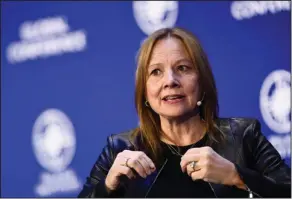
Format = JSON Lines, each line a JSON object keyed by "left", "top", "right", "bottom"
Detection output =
{"left": 163, "top": 69, "right": 179, "bottom": 89}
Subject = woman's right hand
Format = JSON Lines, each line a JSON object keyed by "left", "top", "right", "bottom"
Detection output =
{"left": 105, "top": 150, "right": 156, "bottom": 192}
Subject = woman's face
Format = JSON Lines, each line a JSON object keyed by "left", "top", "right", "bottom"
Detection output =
{"left": 146, "top": 37, "right": 200, "bottom": 119}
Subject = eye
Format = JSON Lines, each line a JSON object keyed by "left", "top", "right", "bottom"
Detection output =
{"left": 177, "top": 65, "right": 189, "bottom": 71}
{"left": 150, "top": 69, "right": 161, "bottom": 76}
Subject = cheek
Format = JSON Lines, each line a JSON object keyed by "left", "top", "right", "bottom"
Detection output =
{"left": 184, "top": 77, "right": 200, "bottom": 99}
{"left": 146, "top": 81, "right": 160, "bottom": 100}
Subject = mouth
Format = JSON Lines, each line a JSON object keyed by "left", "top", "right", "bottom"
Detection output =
{"left": 162, "top": 94, "right": 185, "bottom": 102}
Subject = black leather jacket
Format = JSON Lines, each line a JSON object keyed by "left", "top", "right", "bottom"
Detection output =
{"left": 78, "top": 118, "right": 291, "bottom": 198}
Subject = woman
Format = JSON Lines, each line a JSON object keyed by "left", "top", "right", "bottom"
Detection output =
{"left": 78, "top": 27, "right": 291, "bottom": 198}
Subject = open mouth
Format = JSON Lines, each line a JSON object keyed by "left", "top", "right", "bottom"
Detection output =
{"left": 162, "top": 95, "right": 185, "bottom": 101}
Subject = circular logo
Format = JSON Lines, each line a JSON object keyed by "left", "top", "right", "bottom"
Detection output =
{"left": 32, "top": 108, "right": 76, "bottom": 173}
{"left": 133, "top": 1, "right": 178, "bottom": 35}
{"left": 260, "top": 70, "right": 291, "bottom": 134}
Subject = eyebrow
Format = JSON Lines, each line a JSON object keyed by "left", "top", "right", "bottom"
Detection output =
{"left": 174, "top": 58, "right": 192, "bottom": 65}
{"left": 148, "top": 58, "right": 192, "bottom": 69}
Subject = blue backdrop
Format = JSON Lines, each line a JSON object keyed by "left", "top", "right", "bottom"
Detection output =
{"left": 2, "top": 1, "right": 291, "bottom": 197}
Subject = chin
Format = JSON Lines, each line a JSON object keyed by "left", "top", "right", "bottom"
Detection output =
{"left": 160, "top": 109, "right": 191, "bottom": 119}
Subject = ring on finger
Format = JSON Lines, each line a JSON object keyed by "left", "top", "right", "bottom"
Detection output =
{"left": 121, "top": 157, "right": 131, "bottom": 167}
{"left": 126, "top": 158, "right": 131, "bottom": 167}
{"left": 190, "top": 161, "right": 197, "bottom": 171}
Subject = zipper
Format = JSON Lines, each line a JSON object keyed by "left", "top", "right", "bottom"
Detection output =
{"left": 233, "top": 166, "right": 262, "bottom": 198}
{"left": 233, "top": 169, "right": 263, "bottom": 198}
{"left": 144, "top": 158, "right": 168, "bottom": 198}
{"left": 208, "top": 182, "right": 218, "bottom": 198}
{"left": 246, "top": 185, "right": 253, "bottom": 198}
{"left": 234, "top": 167, "right": 262, "bottom": 198}
{"left": 244, "top": 184, "right": 263, "bottom": 198}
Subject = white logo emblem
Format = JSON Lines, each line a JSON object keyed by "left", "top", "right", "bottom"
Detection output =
{"left": 32, "top": 108, "right": 81, "bottom": 196}
{"left": 260, "top": 70, "right": 291, "bottom": 134}
{"left": 133, "top": 1, "right": 178, "bottom": 35}
{"left": 32, "top": 108, "right": 76, "bottom": 172}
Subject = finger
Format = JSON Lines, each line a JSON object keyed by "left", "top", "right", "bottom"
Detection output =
{"left": 138, "top": 156, "right": 153, "bottom": 175}
{"left": 121, "top": 151, "right": 154, "bottom": 177}
{"left": 186, "top": 161, "right": 201, "bottom": 176}
{"left": 127, "top": 158, "right": 147, "bottom": 178}
{"left": 115, "top": 155, "right": 130, "bottom": 167}
{"left": 191, "top": 169, "right": 218, "bottom": 184}
{"left": 141, "top": 155, "right": 156, "bottom": 170}
{"left": 181, "top": 153, "right": 201, "bottom": 162}
{"left": 180, "top": 154, "right": 200, "bottom": 172}
{"left": 190, "top": 169, "right": 204, "bottom": 181}
{"left": 124, "top": 151, "right": 155, "bottom": 174}
{"left": 116, "top": 152, "right": 131, "bottom": 164}
{"left": 118, "top": 165, "right": 136, "bottom": 179}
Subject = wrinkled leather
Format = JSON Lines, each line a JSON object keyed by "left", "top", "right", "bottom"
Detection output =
{"left": 78, "top": 118, "right": 291, "bottom": 198}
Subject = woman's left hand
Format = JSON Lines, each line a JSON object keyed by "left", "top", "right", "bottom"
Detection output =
{"left": 180, "top": 146, "right": 242, "bottom": 187}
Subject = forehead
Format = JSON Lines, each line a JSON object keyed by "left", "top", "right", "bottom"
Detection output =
{"left": 149, "top": 37, "right": 189, "bottom": 60}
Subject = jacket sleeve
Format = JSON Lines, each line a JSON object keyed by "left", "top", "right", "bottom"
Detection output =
{"left": 235, "top": 119, "right": 291, "bottom": 198}
{"left": 77, "top": 135, "right": 125, "bottom": 198}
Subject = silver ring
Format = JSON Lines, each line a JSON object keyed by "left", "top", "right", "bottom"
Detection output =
{"left": 190, "top": 161, "right": 196, "bottom": 171}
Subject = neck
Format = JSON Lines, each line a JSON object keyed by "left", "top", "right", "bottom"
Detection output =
{"left": 160, "top": 112, "right": 206, "bottom": 146}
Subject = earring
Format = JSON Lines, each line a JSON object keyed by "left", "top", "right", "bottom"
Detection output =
{"left": 197, "top": 101, "right": 202, "bottom": 106}
{"left": 197, "top": 92, "right": 205, "bottom": 106}
{"left": 145, "top": 101, "right": 150, "bottom": 107}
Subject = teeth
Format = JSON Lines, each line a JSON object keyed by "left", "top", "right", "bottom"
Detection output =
{"left": 165, "top": 96, "right": 182, "bottom": 100}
